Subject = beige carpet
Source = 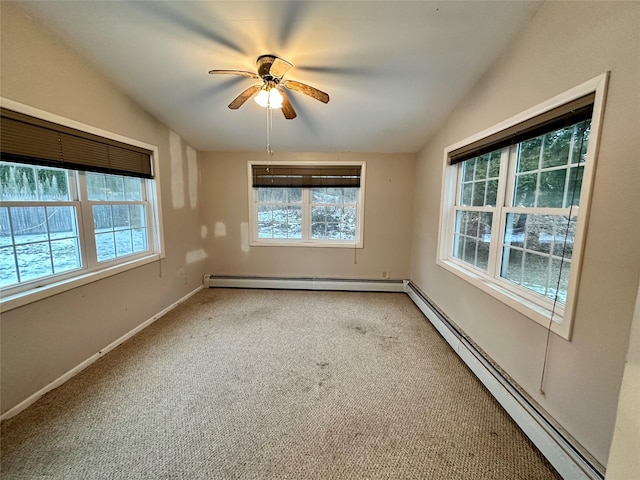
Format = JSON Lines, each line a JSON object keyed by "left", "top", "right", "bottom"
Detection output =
{"left": 0, "top": 288, "right": 561, "bottom": 479}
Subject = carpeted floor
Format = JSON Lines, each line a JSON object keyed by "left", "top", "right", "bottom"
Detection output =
{"left": 0, "top": 288, "right": 561, "bottom": 479}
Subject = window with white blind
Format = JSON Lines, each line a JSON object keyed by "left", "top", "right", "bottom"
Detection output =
{"left": 248, "top": 162, "right": 365, "bottom": 247}
{"left": 437, "top": 74, "right": 608, "bottom": 339}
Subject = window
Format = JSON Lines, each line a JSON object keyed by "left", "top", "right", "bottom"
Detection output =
{"left": 249, "top": 162, "right": 365, "bottom": 247}
{"left": 438, "top": 74, "right": 608, "bottom": 339}
{"left": 0, "top": 104, "right": 163, "bottom": 311}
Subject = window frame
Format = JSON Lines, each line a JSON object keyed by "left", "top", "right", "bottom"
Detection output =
{"left": 0, "top": 98, "right": 165, "bottom": 313}
{"left": 437, "top": 73, "right": 609, "bottom": 340}
{"left": 247, "top": 160, "right": 366, "bottom": 248}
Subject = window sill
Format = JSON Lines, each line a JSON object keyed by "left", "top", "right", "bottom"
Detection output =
{"left": 436, "top": 257, "right": 571, "bottom": 340}
{"left": 250, "top": 239, "right": 363, "bottom": 249}
{"left": 0, "top": 253, "right": 162, "bottom": 313}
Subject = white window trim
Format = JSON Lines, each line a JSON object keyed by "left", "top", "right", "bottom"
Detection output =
{"left": 247, "top": 160, "right": 366, "bottom": 248}
{"left": 0, "top": 97, "right": 165, "bottom": 313}
{"left": 436, "top": 73, "right": 609, "bottom": 340}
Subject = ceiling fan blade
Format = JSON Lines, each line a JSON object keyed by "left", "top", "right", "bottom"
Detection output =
{"left": 209, "top": 69, "right": 259, "bottom": 79}
{"left": 280, "top": 90, "right": 297, "bottom": 120}
{"left": 228, "top": 85, "right": 262, "bottom": 109}
{"left": 270, "top": 57, "right": 293, "bottom": 78}
{"left": 282, "top": 80, "right": 330, "bottom": 104}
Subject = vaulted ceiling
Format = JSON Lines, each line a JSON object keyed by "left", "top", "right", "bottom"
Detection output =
{"left": 11, "top": 1, "right": 542, "bottom": 153}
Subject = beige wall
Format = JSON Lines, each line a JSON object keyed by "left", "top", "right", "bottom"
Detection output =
{"left": 0, "top": 4, "right": 206, "bottom": 413}
{"left": 410, "top": 1, "right": 640, "bottom": 466}
{"left": 200, "top": 152, "right": 415, "bottom": 280}
{"left": 606, "top": 281, "right": 640, "bottom": 479}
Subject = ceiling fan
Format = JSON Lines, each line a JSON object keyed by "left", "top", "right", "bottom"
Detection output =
{"left": 208, "top": 55, "right": 330, "bottom": 120}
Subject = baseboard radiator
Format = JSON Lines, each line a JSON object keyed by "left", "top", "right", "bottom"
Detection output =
{"left": 204, "top": 274, "right": 406, "bottom": 292}
{"left": 206, "top": 274, "right": 605, "bottom": 480}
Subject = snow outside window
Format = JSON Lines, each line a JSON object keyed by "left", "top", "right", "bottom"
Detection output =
{"left": 248, "top": 162, "right": 365, "bottom": 248}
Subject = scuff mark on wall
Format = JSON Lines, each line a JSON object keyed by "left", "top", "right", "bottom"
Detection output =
{"left": 201, "top": 225, "right": 209, "bottom": 239}
{"left": 187, "top": 145, "right": 198, "bottom": 209}
{"left": 169, "top": 130, "right": 185, "bottom": 209}
{"left": 214, "top": 222, "right": 226, "bottom": 238}
{"left": 186, "top": 249, "right": 208, "bottom": 264}
{"left": 240, "top": 222, "right": 250, "bottom": 253}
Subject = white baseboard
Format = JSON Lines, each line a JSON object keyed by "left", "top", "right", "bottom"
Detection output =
{"left": 0, "top": 285, "right": 203, "bottom": 422}
{"left": 204, "top": 274, "right": 406, "bottom": 292}
{"left": 404, "top": 281, "right": 604, "bottom": 480}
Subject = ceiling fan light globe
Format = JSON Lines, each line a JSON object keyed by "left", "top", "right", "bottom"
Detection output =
{"left": 254, "top": 89, "right": 270, "bottom": 108}
{"left": 268, "top": 88, "right": 284, "bottom": 109}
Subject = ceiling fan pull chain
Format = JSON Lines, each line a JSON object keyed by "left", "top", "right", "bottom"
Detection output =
{"left": 266, "top": 106, "right": 274, "bottom": 159}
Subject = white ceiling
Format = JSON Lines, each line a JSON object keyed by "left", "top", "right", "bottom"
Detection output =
{"left": 13, "top": 1, "right": 542, "bottom": 153}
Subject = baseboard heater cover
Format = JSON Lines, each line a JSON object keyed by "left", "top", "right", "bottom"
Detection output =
{"left": 405, "top": 281, "right": 604, "bottom": 480}
{"left": 204, "top": 274, "right": 406, "bottom": 292}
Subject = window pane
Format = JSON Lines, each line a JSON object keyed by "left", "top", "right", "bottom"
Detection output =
{"left": 571, "top": 122, "right": 590, "bottom": 164}
{"left": 87, "top": 172, "right": 108, "bottom": 201}
{"left": 463, "top": 160, "right": 475, "bottom": 182}
{"left": 129, "top": 205, "right": 146, "bottom": 229}
{"left": 0, "top": 246, "right": 18, "bottom": 287}
{"left": 0, "top": 208, "right": 12, "bottom": 246}
{"left": 504, "top": 213, "right": 525, "bottom": 248}
{"left": 549, "top": 258, "right": 571, "bottom": 303}
{"left": 565, "top": 167, "right": 583, "bottom": 207}
{"left": 286, "top": 188, "right": 302, "bottom": 203}
{"left": 513, "top": 173, "right": 537, "bottom": 207}
{"left": 0, "top": 205, "right": 82, "bottom": 285}
{"left": 93, "top": 205, "right": 113, "bottom": 230}
{"left": 477, "top": 241, "right": 490, "bottom": 270}
{"left": 112, "top": 205, "right": 130, "bottom": 229}
{"left": 132, "top": 228, "right": 148, "bottom": 252}
{"left": 96, "top": 232, "right": 116, "bottom": 262}
{"left": 474, "top": 155, "right": 489, "bottom": 180}
{"left": 472, "top": 181, "right": 486, "bottom": 206}
{"left": 115, "top": 230, "right": 133, "bottom": 256}
{"left": 258, "top": 188, "right": 283, "bottom": 203}
{"left": 461, "top": 183, "right": 473, "bottom": 206}
{"left": 47, "top": 206, "right": 78, "bottom": 240}
{"left": 501, "top": 247, "right": 523, "bottom": 285}
{"left": 312, "top": 187, "right": 345, "bottom": 204}
{"left": 486, "top": 179, "right": 499, "bottom": 207}
{"left": 502, "top": 213, "right": 576, "bottom": 304}
{"left": 38, "top": 168, "right": 70, "bottom": 201}
{"left": 453, "top": 210, "right": 492, "bottom": 271}
{"left": 487, "top": 151, "right": 501, "bottom": 178}
{"left": 0, "top": 163, "right": 37, "bottom": 201}
{"left": 124, "top": 177, "right": 142, "bottom": 201}
{"left": 542, "top": 127, "right": 572, "bottom": 169}
{"left": 51, "top": 238, "right": 81, "bottom": 274}
{"left": 522, "top": 252, "right": 550, "bottom": 297}
{"left": 517, "top": 137, "right": 542, "bottom": 173}
{"left": 311, "top": 222, "right": 326, "bottom": 239}
{"left": 343, "top": 206, "right": 357, "bottom": 227}
{"left": 464, "top": 211, "right": 479, "bottom": 237}
{"left": 342, "top": 188, "right": 358, "bottom": 204}
{"left": 257, "top": 205, "right": 273, "bottom": 238}
{"left": 312, "top": 206, "right": 326, "bottom": 223}
{"left": 105, "top": 175, "right": 125, "bottom": 201}
{"left": 552, "top": 216, "right": 576, "bottom": 259}
{"left": 463, "top": 237, "right": 477, "bottom": 265}
{"left": 11, "top": 207, "right": 48, "bottom": 243}
{"left": 16, "top": 242, "right": 52, "bottom": 282}
{"left": 537, "top": 169, "right": 566, "bottom": 208}
{"left": 286, "top": 206, "right": 302, "bottom": 238}
{"left": 523, "top": 215, "right": 554, "bottom": 254}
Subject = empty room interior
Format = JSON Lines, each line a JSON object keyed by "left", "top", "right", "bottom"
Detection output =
{"left": 0, "top": 1, "right": 639, "bottom": 479}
